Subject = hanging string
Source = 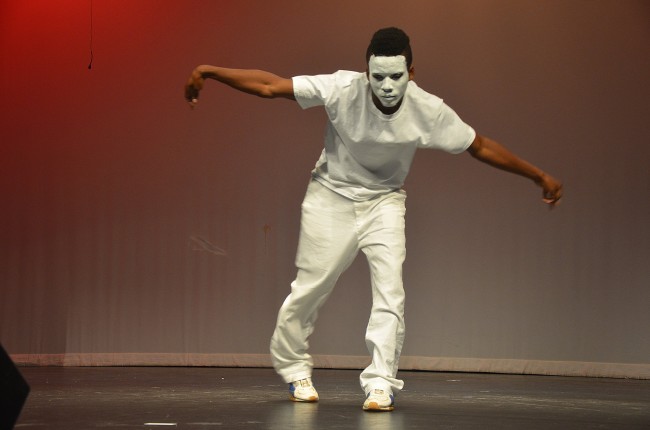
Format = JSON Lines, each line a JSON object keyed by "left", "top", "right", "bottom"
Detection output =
{"left": 88, "top": 0, "right": 94, "bottom": 70}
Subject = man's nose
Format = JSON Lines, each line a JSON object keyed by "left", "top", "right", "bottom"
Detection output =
{"left": 381, "top": 80, "right": 393, "bottom": 92}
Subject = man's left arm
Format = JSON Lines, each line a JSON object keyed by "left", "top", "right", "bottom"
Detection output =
{"left": 466, "top": 134, "right": 563, "bottom": 207}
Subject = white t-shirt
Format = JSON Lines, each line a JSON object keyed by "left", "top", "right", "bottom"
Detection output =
{"left": 293, "top": 70, "right": 476, "bottom": 201}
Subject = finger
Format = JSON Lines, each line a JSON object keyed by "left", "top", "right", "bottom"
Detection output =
{"left": 542, "top": 196, "right": 561, "bottom": 209}
{"left": 544, "top": 189, "right": 561, "bottom": 200}
{"left": 184, "top": 82, "right": 199, "bottom": 100}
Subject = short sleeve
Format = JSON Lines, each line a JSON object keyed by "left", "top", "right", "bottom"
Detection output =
{"left": 426, "top": 103, "right": 476, "bottom": 154}
{"left": 292, "top": 75, "right": 332, "bottom": 109}
{"left": 292, "top": 71, "right": 360, "bottom": 110}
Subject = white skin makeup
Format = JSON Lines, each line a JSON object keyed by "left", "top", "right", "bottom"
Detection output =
{"left": 368, "top": 55, "right": 410, "bottom": 109}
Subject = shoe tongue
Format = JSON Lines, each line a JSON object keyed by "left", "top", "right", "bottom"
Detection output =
{"left": 373, "top": 389, "right": 384, "bottom": 394}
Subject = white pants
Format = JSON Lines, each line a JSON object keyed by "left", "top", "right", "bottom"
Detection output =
{"left": 270, "top": 179, "right": 407, "bottom": 395}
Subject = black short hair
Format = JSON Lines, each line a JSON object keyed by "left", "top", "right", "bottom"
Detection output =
{"left": 366, "top": 27, "right": 412, "bottom": 68}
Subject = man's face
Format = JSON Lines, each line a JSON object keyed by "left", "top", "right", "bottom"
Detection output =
{"left": 367, "top": 55, "right": 411, "bottom": 108}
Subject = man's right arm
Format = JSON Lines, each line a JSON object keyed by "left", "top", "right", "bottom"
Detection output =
{"left": 184, "top": 65, "right": 295, "bottom": 107}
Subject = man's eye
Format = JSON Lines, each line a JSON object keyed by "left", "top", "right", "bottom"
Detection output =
{"left": 372, "top": 74, "right": 384, "bottom": 81}
{"left": 390, "top": 73, "right": 403, "bottom": 80}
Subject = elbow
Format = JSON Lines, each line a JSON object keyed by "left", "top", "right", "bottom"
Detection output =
{"left": 257, "top": 77, "right": 293, "bottom": 100}
{"left": 256, "top": 87, "right": 277, "bottom": 99}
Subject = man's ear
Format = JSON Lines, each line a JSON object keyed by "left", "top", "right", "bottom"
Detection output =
{"left": 408, "top": 65, "right": 415, "bottom": 80}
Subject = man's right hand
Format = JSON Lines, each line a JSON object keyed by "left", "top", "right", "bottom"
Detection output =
{"left": 184, "top": 69, "right": 204, "bottom": 108}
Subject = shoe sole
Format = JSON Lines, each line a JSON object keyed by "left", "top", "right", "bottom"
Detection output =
{"left": 363, "top": 402, "right": 394, "bottom": 412}
{"left": 290, "top": 395, "right": 318, "bottom": 403}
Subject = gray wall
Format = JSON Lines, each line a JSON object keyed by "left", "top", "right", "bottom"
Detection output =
{"left": 1, "top": 0, "right": 649, "bottom": 377}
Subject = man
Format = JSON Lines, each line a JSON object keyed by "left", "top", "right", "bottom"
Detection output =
{"left": 184, "top": 27, "right": 563, "bottom": 412}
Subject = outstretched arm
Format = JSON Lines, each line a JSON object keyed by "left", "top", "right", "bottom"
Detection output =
{"left": 466, "top": 134, "right": 563, "bottom": 207}
{"left": 184, "top": 65, "right": 295, "bottom": 108}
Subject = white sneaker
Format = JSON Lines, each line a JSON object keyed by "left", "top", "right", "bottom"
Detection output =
{"left": 363, "top": 388, "right": 394, "bottom": 411}
{"left": 289, "top": 377, "right": 319, "bottom": 402}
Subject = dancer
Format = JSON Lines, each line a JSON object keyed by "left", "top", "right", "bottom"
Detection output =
{"left": 184, "top": 27, "right": 563, "bottom": 411}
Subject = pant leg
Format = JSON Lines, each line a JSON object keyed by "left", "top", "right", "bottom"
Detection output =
{"left": 270, "top": 180, "right": 359, "bottom": 383}
{"left": 358, "top": 190, "right": 407, "bottom": 395}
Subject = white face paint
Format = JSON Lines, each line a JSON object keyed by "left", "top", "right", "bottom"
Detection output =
{"left": 368, "top": 55, "right": 410, "bottom": 108}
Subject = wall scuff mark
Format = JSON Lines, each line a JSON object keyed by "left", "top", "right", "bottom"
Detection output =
{"left": 190, "top": 236, "right": 227, "bottom": 256}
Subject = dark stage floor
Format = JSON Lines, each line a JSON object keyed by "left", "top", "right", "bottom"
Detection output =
{"left": 14, "top": 366, "right": 650, "bottom": 429}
